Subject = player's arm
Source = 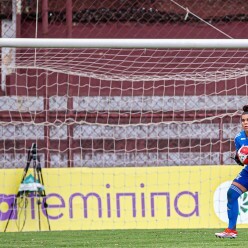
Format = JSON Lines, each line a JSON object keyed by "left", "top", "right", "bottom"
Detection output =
{"left": 231, "top": 137, "right": 244, "bottom": 166}
{"left": 231, "top": 151, "right": 244, "bottom": 166}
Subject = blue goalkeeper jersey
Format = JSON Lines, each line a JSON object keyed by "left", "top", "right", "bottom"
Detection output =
{"left": 234, "top": 130, "right": 248, "bottom": 150}
{"left": 234, "top": 130, "right": 248, "bottom": 171}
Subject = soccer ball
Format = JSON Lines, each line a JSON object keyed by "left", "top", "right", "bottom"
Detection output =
{"left": 238, "top": 146, "right": 248, "bottom": 165}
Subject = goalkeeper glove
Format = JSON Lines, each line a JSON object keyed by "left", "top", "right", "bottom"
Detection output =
{"left": 231, "top": 153, "right": 244, "bottom": 166}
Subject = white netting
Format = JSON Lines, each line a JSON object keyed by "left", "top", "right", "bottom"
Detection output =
{"left": 0, "top": 45, "right": 247, "bottom": 168}
{"left": 12, "top": 48, "right": 248, "bottom": 81}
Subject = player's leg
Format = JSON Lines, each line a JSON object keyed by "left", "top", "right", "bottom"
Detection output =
{"left": 215, "top": 183, "right": 242, "bottom": 238}
{"left": 227, "top": 182, "right": 245, "bottom": 230}
{"left": 215, "top": 170, "right": 248, "bottom": 238}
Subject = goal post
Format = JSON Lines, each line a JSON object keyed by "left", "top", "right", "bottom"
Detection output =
{"left": 1, "top": 38, "right": 248, "bottom": 231}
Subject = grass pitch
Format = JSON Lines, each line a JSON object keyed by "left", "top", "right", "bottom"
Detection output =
{"left": 1, "top": 229, "right": 248, "bottom": 248}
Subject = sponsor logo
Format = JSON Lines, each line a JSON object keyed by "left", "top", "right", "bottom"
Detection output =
{"left": 213, "top": 181, "right": 248, "bottom": 224}
{"left": 0, "top": 184, "right": 199, "bottom": 221}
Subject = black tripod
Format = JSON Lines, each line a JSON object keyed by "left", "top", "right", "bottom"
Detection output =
{"left": 4, "top": 143, "right": 51, "bottom": 232}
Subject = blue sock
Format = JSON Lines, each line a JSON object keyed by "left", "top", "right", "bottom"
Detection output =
{"left": 227, "top": 184, "right": 243, "bottom": 230}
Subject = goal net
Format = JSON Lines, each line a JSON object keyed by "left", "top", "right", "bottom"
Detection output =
{"left": 0, "top": 39, "right": 248, "bottom": 232}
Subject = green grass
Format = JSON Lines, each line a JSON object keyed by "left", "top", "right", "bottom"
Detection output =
{"left": 1, "top": 229, "right": 248, "bottom": 248}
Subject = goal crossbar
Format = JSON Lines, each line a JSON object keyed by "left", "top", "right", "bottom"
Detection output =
{"left": 1, "top": 38, "right": 248, "bottom": 48}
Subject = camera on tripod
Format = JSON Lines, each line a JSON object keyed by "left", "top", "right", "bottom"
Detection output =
{"left": 31, "top": 143, "right": 37, "bottom": 160}
{"left": 18, "top": 143, "right": 44, "bottom": 197}
{"left": 4, "top": 143, "right": 51, "bottom": 232}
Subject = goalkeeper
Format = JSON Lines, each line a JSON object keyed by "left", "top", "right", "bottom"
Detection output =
{"left": 215, "top": 104, "right": 248, "bottom": 239}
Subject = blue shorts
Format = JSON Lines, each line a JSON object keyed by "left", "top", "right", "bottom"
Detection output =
{"left": 233, "top": 168, "right": 248, "bottom": 190}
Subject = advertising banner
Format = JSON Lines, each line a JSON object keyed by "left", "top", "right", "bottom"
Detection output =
{"left": 0, "top": 166, "right": 247, "bottom": 232}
